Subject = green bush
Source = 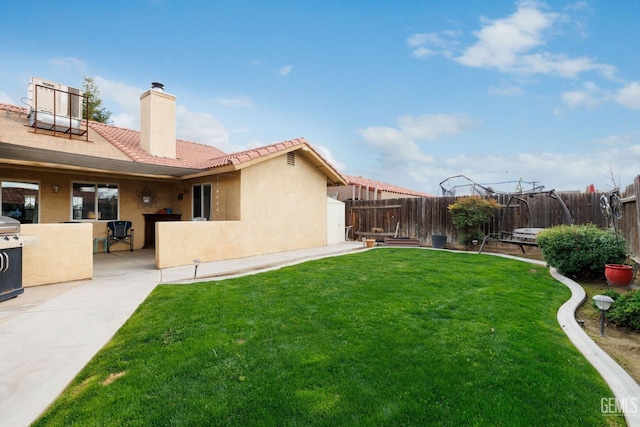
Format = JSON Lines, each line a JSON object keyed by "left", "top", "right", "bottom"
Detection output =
{"left": 536, "top": 224, "right": 627, "bottom": 279}
{"left": 603, "top": 290, "right": 640, "bottom": 332}
{"left": 448, "top": 196, "right": 501, "bottom": 246}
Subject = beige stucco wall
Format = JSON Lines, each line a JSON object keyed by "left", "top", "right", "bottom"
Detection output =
{"left": 156, "top": 151, "right": 329, "bottom": 268}
{"left": 180, "top": 173, "right": 241, "bottom": 221}
{"left": 20, "top": 223, "right": 93, "bottom": 286}
{"left": 240, "top": 152, "right": 327, "bottom": 250}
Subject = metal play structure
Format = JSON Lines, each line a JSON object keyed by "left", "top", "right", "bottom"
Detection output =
{"left": 439, "top": 175, "right": 573, "bottom": 253}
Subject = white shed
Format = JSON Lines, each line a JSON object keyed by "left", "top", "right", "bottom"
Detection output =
{"left": 326, "top": 196, "right": 346, "bottom": 244}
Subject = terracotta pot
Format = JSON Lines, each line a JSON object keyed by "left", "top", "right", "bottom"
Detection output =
{"left": 604, "top": 264, "right": 634, "bottom": 286}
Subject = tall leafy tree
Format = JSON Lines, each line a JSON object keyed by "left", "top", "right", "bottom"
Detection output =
{"left": 82, "top": 77, "right": 112, "bottom": 123}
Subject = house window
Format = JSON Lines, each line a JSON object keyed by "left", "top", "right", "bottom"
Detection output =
{"left": 192, "top": 184, "right": 212, "bottom": 220}
{"left": 1, "top": 181, "right": 39, "bottom": 224}
{"left": 72, "top": 182, "right": 118, "bottom": 220}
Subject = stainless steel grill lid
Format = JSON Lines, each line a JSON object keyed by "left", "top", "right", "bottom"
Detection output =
{"left": 0, "top": 216, "right": 20, "bottom": 236}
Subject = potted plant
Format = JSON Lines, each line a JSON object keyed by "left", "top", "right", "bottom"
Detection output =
{"left": 605, "top": 263, "right": 635, "bottom": 287}
{"left": 448, "top": 196, "right": 500, "bottom": 248}
{"left": 431, "top": 232, "right": 447, "bottom": 249}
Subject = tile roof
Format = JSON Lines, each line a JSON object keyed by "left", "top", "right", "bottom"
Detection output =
{"left": 89, "top": 122, "right": 313, "bottom": 171}
{"left": 343, "top": 174, "right": 433, "bottom": 197}
{"left": 194, "top": 138, "right": 307, "bottom": 168}
{"left": 0, "top": 102, "right": 345, "bottom": 184}
{"left": 88, "top": 121, "right": 227, "bottom": 168}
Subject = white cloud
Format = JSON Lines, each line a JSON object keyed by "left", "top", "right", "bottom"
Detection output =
{"left": 215, "top": 96, "right": 254, "bottom": 108}
{"left": 411, "top": 46, "right": 435, "bottom": 59}
{"left": 456, "top": 3, "right": 555, "bottom": 70}
{"left": 562, "top": 90, "right": 597, "bottom": 108}
{"left": 89, "top": 76, "right": 238, "bottom": 151}
{"left": 422, "top": 149, "right": 637, "bottom": 193}
{"left": 50, "top": 57, "right": 87, "bottom": 72}
{"left": 279, "top": 65, "right": 292, "bottom": 76}
{"left": 407, "top": 33, "right": 435, "bottom": 47}
{"left": 358, "top": 126, "right": 433, "bottom": 167}
{"left": 93, "top": 76, "right": 143, "bottom": 128}
{"left": 410, "top": 1, "right": 616, "bottom": 80}
{"left": 597, "top": 134, "right": 633, "bottom": 146}
{"left": 614, "top": 82, "right": 640, "bottom": 110}
{"left": 407, "top": 31, "right": 459, "bottom": 58}
{"left": 488, "top": 85, "right": 524, "bottom": 96}
{"left": 176, "top": 105, "right": 236, "bottom": 151}
{"left": 561, "top": 80, "right": 603, "bottom": 108}
{"left": 355, "top": 111, "right": 640, "bottom": 193}
{"left": 315, "top": 145, "right": 346, "bottom": 172}
{"left": 110, "top": 113, "right": 137, "bottom": 129}
{"left": 398, "top": 113, "right": 481, "bottom": 141}
{"left": 354, "top": 112, "right": 482, "bottom": 190}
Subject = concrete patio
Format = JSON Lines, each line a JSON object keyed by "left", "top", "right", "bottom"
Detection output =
{"left": 0, "top": 242, "right": 362, "bottom": 427}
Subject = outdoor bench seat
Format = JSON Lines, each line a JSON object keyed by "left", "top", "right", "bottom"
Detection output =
{"left": 478, "top": 227, "right": 544, "bottom": 254}
{"left": 354, "top": 231, "right": 396, "bottom": 242}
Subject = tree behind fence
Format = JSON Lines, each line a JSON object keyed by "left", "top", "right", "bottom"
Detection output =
{"left": 346, "top": 175, "right": 640, "bottom": 257}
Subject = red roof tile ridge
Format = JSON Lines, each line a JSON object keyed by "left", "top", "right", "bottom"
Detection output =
{"left": 194, "top": 137, "right": 307, "bottom": 169}
{"left": 343, "top": 174, "right": 433, "bottom": 197}
{"left": 0, "top": 102, "right": 28, "bottom": 114}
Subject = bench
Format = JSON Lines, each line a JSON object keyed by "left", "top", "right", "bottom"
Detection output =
{"left": 384, "top": 238, "right": 420, "bottom": 247}
{"left": 478, "top": 227, "right": 544, "bottom": 254}
{"left": 354, "top": 231, "right": 396, "bottom": 242}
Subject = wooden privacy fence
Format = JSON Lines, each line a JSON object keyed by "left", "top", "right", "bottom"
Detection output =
{"left": 620, "top": 177, "right": 640, "bottom": 259}
{"left": 346, "top": 175, "right": 640, "bottom": 256}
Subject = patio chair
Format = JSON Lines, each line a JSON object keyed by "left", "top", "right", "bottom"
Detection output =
{"left": 107, "top": 221, "right": 134, "bottom": 252}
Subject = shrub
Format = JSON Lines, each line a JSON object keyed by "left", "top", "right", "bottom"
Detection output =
{"left": 536, "top": 224, "right": 627, "bottom": 279}
{"left": 448, "top": 196, "right": 501, "bottom": 246}
{"left": 604, "top": 290, "right": 640, "bottom": 332}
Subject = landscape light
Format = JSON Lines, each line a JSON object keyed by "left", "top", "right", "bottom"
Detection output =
{"left": 193, "top": 259, "right": 201, "bottom": 280}
{"left": 592, "top": 295, "right": 615, "bottom": 337}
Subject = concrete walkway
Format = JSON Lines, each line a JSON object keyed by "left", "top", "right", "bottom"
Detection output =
{"left": 0, "top": 244, "right": 638, "bottom": 426}
{"left": 0, "top": 242, "right": 362, "bottom": 427}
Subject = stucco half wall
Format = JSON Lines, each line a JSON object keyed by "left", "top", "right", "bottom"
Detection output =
{"left": 21, "top": 223, "right": 93, "bottom": 286}
{"left": 155, "top": 220, "right": 327, "bottom": 269}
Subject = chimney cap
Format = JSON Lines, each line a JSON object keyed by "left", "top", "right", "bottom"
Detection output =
{"left": 151, "top": 82, "right": 164, "bottom": 91}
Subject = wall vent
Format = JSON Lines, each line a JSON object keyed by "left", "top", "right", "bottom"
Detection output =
{"left": 287, "top": 151, "right": 295, "bottom": 166}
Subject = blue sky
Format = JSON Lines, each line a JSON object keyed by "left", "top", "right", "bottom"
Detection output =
{"left": 2, "top": 0, "right": 640, "bottom": 195}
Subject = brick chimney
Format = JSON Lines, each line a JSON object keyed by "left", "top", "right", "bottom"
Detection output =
{"left": 140, "top": 82, "right": 176, "bottom": 158}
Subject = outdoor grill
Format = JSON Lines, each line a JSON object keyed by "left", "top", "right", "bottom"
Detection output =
{"left": 0, "top": 216, "right": 38, "bottom": 302}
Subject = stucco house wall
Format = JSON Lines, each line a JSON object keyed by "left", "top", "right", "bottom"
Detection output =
{"left": 181, "top": 173, "right": 241, "bottom": 221}
{"left": 1, "top": 166, "right": 178, "bottom": 246}
{"left": 156, "top": 152, "right": 328, "bottom": 268}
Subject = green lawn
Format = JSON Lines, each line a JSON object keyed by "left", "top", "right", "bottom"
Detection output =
{"left": 35, "top": 249, "right": 621, "bottom": 426}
